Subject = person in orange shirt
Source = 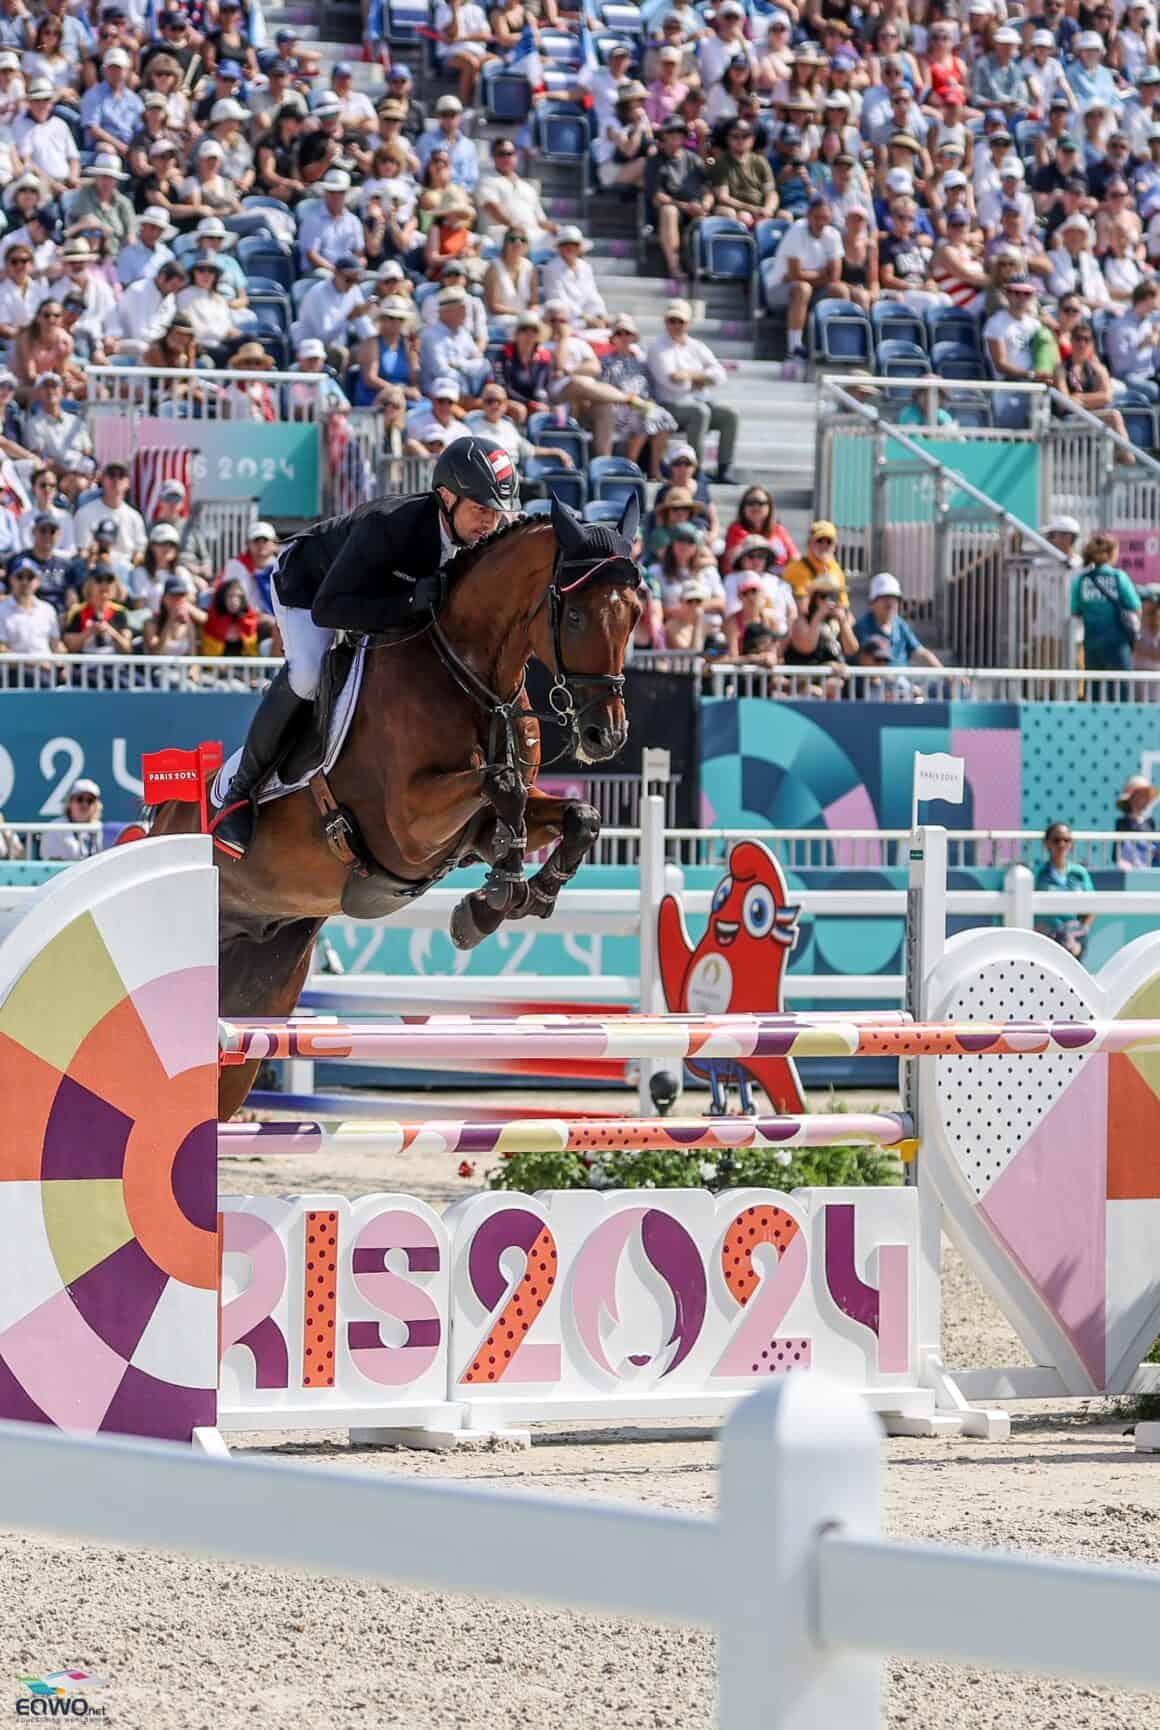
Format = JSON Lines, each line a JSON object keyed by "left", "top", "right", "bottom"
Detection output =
{"left": 782, "top": 518, "right": 850, "bottom": 606}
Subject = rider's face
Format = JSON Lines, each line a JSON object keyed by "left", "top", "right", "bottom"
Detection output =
{"left": 439, "top": 487, "right": 504, "bottom": 542}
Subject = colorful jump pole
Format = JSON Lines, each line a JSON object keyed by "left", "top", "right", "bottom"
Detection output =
{"left": 219, "top": 1013, "right": 1160, "bottom": 1066}
{"left": 218, "top": 1111, "right": 916, "bottom": 1159}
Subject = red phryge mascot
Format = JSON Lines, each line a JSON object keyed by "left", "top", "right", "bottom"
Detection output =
{"left": 657, "top": 840, "right": 806, "bottom": 1113}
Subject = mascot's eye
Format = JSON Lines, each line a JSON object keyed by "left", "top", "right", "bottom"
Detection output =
{"left": 711, "top": 877, "right": 732, "bottom": 914}
{"left": 742, "top": 884, "right": 775, "bottom": 937}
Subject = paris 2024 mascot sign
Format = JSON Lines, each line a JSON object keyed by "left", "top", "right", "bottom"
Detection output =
{"left": 657, "top": 840, "right": 806, "bottom": 1113}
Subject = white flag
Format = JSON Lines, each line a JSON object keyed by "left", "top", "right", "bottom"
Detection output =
{"left": 912, "top": 752, "right": 964, "bottom": 830}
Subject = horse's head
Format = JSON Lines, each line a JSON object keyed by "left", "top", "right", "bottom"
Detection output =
{"left": 539, "top": 495, "right": 647, "bottom": 763}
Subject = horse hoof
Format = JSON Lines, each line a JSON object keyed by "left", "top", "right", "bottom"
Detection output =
{"left": 450, "top": 899, "right": 485, "bottom": 950}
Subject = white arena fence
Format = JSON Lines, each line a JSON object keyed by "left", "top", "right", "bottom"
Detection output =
{"left": 0, "top": 1377, "right": 1158, "bottom": 1730}
{"left": 3, "top": 651, "right": 1159, "bottom": 706}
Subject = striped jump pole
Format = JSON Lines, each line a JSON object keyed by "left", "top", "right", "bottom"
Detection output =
{"left": 217, "top": 1111, "right": 916, "bottom": 1160}
{"left": 218, "top": 1014, "right": 1160, "bottom": 1066}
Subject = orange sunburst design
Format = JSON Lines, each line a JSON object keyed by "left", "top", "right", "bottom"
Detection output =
{"left": 0, "top": 1032, "right": 64, "bottom": 1181}
{"left": 68, "top": 992, "right": 217, "bottom": 1291}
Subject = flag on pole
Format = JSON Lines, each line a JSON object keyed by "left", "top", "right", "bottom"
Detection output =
{"left": 132, "top": 446, "right": 193, "bottom": 521}
{"left": 912, "top": 752, "right": 965, "bottom": 832}
{"left": 142, "top": 741, "right": 224, "bottom": 836}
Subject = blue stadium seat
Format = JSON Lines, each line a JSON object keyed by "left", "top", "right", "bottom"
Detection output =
{"left": 250, "top": 293, "right": 292, "bottom": 337}
{"left": 587, "top": 453, "right": 646, "bottom": 512}
{"left": 583, "top": 500, "right": 625, "bottom": 524}
{"left": 386, "top": 0, "right": 430, "bottom": 40}
{"left": 540, "top": 28, "right": 583, "bottom": 63}
{"left": 535, "top": 102, "right": 590, "bottom": 163}
{"left": 524, "top": 497, "right": 554, "bottom": 515}
{"left": 809, "top": 301, "right": 873, "bottom": 365}
{"left": 755, "top": 216, "right": 789, "bottom": 264}
{"left": 870, "top": 303, "right": 928, "bottom": 350}
{"left": 951, "top": 401, "right": 992, "bottom": 429}
{"left": 925, "top": 306, "right": 983, "bottom": 355}
{"left": 528, "top": 411, "right": 589, "bottom": 470}
{"left": 237, "top": 236, "right": 294, "bottom": 291}
{"left": 224, "top": 213, "right": 279, "bottom": 242}
{"left": 483, "top": 66, "right": 534, "bottom": 122}
{"left": 291, "top": 276, "right": 323, "bottom": 313}
{"left": 695, "top": 216, "right": 756, "bottom": 283}
{"left": 596, "top": 3, "right": 643, "bottom": 37}
{"left": 246, "top": 274, "right": 288, "bottom": 297}
{"left": 992, "top": 391, "right": 1032, "bottom": 430}
{"left": 930, "top": 340, "right": 985, "bottom": 381}
{"left": 1122, "top": 405, "right": 1157, "bottom": 450}
{"left": 876, "top": 338, "right": 929, "bottom": 379}
{"left": 541, "top": 469, "right": 587, "bottom": 512}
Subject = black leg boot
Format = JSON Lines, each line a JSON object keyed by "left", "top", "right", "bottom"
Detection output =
{"left": 211, "top": 667, "right": 310, "bottom": 859}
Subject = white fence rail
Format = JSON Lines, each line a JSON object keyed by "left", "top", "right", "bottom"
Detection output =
{"left": 0, "top": 1378, "right": 1157, "bottom": 1728}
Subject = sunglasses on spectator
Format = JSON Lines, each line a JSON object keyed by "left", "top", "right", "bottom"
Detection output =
{"left": 812, "top": 534, "right": 836, "bottom": 546}
{"left": 496, "top": 146, "right": 516, "bottom": 157}
{"left": 1073, "top": 327, "right": 1094, "bottom": 340}
{"left": 9, "top": 571, "right": 36, "bottom": 581}
{"left": 71, "top": 793, "right": 99, "bottom": 805}
{"left": 8, "top": 254, "right": 31, "bottom": 265}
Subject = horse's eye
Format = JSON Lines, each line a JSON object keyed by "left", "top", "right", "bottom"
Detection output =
{"left": 566, "top": 606, "right": 583, "bottom": 627}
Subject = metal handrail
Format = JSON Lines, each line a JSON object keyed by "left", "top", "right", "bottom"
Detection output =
{"left": 1048, "top": 386, "right": 1160, "bottom": 479}
{"left": 821, "top": 378, "right": 1071, "bottom": 567}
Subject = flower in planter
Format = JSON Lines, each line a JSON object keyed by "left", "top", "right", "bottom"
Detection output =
{"left": 457, "top": 1160, "right": 475, "bottom": 1178}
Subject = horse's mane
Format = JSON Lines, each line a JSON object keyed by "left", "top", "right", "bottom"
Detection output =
{"left": 442, "top": 512, "right": 543, "bottom": 584}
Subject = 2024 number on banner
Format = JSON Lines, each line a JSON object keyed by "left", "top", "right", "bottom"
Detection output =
{"left": 218, "top": 1187, "right": 917, "bottom": 1426}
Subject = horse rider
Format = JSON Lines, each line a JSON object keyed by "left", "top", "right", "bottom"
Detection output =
{"left": 211, "top": 436, "right": 521, "bottom": 860}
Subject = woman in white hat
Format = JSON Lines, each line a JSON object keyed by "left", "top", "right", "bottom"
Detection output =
{"left": 600, "top": 313, "right": 676, "bottom": 478}
{"left": 40, "top": 780, "right": 104, "bottom": 861}
{"left": 540, "top": 226, "right": 608, "bottom": 330}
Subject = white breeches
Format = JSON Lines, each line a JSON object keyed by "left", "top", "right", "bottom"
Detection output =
{"left": 272, "top": 587, "right": 334, "bottom": 700}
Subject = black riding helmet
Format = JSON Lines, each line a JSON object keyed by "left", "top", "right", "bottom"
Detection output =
{"left": 433, "top": 435, "right": 521, "bottom": 517}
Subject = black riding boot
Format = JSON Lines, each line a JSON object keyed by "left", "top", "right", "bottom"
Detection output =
{"left": 212, "top": 667, "right": 309, "bottom": 859}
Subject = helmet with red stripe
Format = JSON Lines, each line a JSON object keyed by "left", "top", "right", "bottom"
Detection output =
{"left": 433, "top": 436, "right": 520, "bottom": 513}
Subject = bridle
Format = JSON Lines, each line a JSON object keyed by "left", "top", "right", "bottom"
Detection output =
{"left": 426, "top": 538, "right": 641, "bottom": 774}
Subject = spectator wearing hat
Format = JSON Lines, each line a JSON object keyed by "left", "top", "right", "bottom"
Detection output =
{"left": 1045, "top": 213, "right": 1109, "bottom": 308}
{"left": 288, "top": 340, "right": 352, "bottom": 417}
{"left": 698, "top": 0, "right": 754, "bottom": 90}
{"left": 17, "top": 469, "right": 75, "bottom": 561}
{"left": 127, "top": 520, "right": 199, "bottom": 614}
{"left": 114, "top": 207, "right": 176, "bottom": 289}
{"left": 978, "top": 153, "right": 1035, "bottom": 238}
{"left": 762, "top": 197, "right": 845, "bottom": 364}
{"left": 80, "top": 47, "right": 143, "bottom": 155}
{"left": 655, "top": 443, "right": 718, "bottom": 542}
{"left": 13, "top": 79, "right": 79, "bottom": 193}
{"left": 1024, "top": 27, "right": 1075, "bottom": 116}
{"left": 601, "top": 313, "right": 677, "bottom": 478}
{"left": 175, "top": 254, "right": 239, "bottom": 353}
{"left": 206, "top": 98, "right": 256, "bottom": 198}
{"left": 645, "top": 484, "right": 701, "bottom": 560}
{"left": 0, "top": 555, "right": 64, "bottom": 657}
{"left": 593, "top": 83, "right": 654, "bottom": 194}
{"left": 973, "top": 26, "right": 1030, "bottom": 117}
{"left": 40, "top": 779, "right": 104, "bottom": 860}
{"left": 149, "top": 479, "right": 212, "bottom": 588}
{"left": 179, "top": 138, "right": 245, "bottom": 223}
{"left": 710, "top": 117, "right": 777, "bottom": 230}
{"left": 985, "top": 276, "right": 1055, "bottom": 382}
{"left": 854, "top": 572, "right": 942, "bottom": 668}
{"left": 1106, "top": 277, "right": 1160, "bottom": 397}
{"left": 376, "top": 68, "right": 426, "bottom": 142}
{"left": 73, "top": 461, "right": 146, "bottom": 560}
{"left": 419, "top": 283, "right": 490, "bottom": 402}
{"left": 2, "top": 207, "right": 59, "bottom": 283}
{"left": 409, "top": 374, "right": 471, "bottom": 446}
{"left": 784, "top": 571, "right": 858, "bottom": 692}
{"left": 1068, "top": 31, "right": 1122, "bottom": 114}
{"left": 478, "top": 138, "right": 557, "bottom": 248}
{"left": 24, "top": 370, "right": 92, "bottom": 485}
{"left": 646, "top": 298, "right": 737, "bottom": 480}
{"left": 48, "top": 237, "right": 114, "bottom": 347}
{"left": 0, "top": 241, "right": 49, "bottom": 340}
{"left": 416, "top": 94, "right": 480, "bottom": 191}
{"left": 293, "top": 257, "right": 374, "bottom": 372}
{"left": 67, "top": 152, "right": 134, "bottom": 254}
{"left": 497, "top": 309, "right": 550, "bottom": 421}
{"left": 1032, "top": 138, "right": 1087, "bottom": 218}
{"left": 223, "top": 342, "right": 280, "bottom": 421}
{"left": 1101, "top": 218, "right": 1146, "bottom": 306}
{"left": 352, "top": 296, "right": 419, "bottom": 407}
{"left": 783, "top": 519, "right": 849, "bottom": 606}
{"left": 140, "top": 571, "right": 204, "bottom": 659}
{"left": 661, "top": 575, "right": 712, "bottom": 653}
{"left": 647, "top": 43, "right": 690, "bottom": 126}
{"left": 574, "top": 38, "right": 633, "bottom": 139}
{"left": 541, "top": 227, "right": 608, "bottom": 331}
{"left": 723, "top": 536, "right": 796, "bottom": 653}
{"left": 424, "top": 189, "right": 481, "bottom": 281}
{"left": 1114, "top": 774, "right": 1160, "bottom": 866}
{"left": 296, "top": 171, "right": 365, "bottom": 273}
{"left": 645, "top": 115, "right": 712, "bottom": 282}
{"left": 220, "top": 521, "right": 279, "bottom": 622}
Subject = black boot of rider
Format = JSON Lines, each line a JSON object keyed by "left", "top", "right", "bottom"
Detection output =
{"left": 211, "top": 667, "right": 309, "bottom": 859}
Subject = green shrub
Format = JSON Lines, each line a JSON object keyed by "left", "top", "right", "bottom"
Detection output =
{"left": 487, "top": 1139, "right": 900, "bottom": 1195}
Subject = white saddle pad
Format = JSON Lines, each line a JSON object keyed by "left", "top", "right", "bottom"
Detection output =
{"left": 211, "top": 641, "right": 367, "bottom": 811}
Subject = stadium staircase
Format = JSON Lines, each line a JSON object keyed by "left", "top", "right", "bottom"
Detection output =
{"left": 283, "top": 4, "right": 819, "bottom": 546}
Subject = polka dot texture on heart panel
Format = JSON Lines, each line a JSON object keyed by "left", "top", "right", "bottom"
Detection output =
{"left": 462, "top": 1225, "right": 557, "bottom": 1384}
{"left": 935, "top": 958, "right": 1090, "bottom": 1200}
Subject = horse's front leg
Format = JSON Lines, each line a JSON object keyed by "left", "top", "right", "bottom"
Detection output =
{"left": 478, "top": 759, "right": 529, "bottom": 911}
{"left": 516, "top": 790, "right": 601, "bottom": 920}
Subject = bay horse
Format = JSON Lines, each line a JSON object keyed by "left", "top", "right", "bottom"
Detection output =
{"left": 153, "top": 497, "right": 646, "bottom": 1118}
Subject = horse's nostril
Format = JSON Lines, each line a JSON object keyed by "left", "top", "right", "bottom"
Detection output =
{"left": 583, "top": 724, "right": 605, "bottom": 749}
